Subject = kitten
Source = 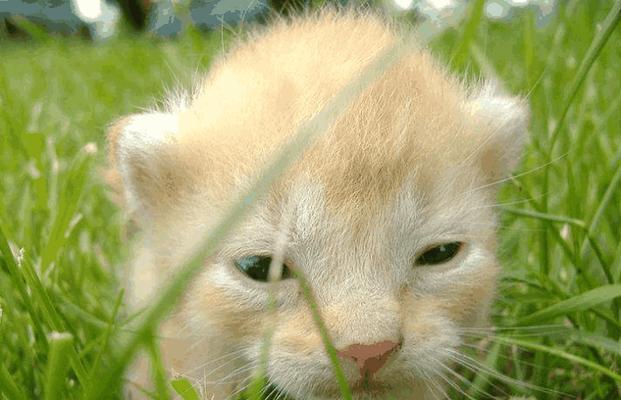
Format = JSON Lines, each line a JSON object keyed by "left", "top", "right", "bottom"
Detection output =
{"left": 106, "top": 10, "right": 528, "bottom": 400}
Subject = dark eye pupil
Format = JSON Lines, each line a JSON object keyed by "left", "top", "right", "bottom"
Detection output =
{"left": 416, "top": 242, "right": 462, "bottom": 265}
{"left": 234, "top": 256, "right": 291, "bottom": 282}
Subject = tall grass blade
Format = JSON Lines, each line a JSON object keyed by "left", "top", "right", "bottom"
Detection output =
{"left": 43, "top": 332, "right": 73, "bottom": 400}
{"left": 40, "top": 150, "right": 91, "bottom": 272}
{"left": 580, "top": 159, "right": 621, "bottom": 258}
{"left": 548, "top": 0, "right": 621, "bottom": 150}
{"left": 146, "top": 334, "right": 172, "bottom": 400}
{"left": 450, "top": 0, "right": 485, "bottom": 69}
{"left": 0, "top": 363, "right": 28, "bottom": 400}
{"left": 84, "top": 35, "right": 406, "bottom": 400}
{"left": 294, "top": 269, "right": 352, "bottom": 399}
{"left": 83, "top": 9, "right": 472, "bottom": 397}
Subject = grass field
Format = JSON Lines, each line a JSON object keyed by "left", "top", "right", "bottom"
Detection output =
{"left": 1, "top": 1, "right": 620, "bottom": 399}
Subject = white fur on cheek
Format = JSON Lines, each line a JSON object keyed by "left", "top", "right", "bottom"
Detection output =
{"left": 117, "top": 112, "right": 179, "bottom": 214}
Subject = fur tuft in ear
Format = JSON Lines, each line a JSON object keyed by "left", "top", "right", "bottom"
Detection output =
{"left": 467, "top": 83, "right": 530, "bottom": 180}
{"left": 106, "top": 112, "right": 181, "bottom": 221}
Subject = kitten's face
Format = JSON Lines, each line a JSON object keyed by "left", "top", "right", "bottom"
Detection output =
{"left": 107, "top": 13, "right": 527, "bottom": 400}
{"left": 182, "top": 172, "right": 499, "bottom": 399}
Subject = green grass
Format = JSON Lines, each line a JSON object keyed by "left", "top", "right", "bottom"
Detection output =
{"left": 1, "top": 1, "right": 621, "bottom": 399}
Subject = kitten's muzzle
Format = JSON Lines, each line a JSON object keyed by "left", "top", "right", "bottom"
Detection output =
{"left": 337, "top": 340, "right": 400, "bottom": 377}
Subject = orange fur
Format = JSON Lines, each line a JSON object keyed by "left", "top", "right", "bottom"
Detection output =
{"left": 108, "top": 10, "right": 528, "bottom": 400}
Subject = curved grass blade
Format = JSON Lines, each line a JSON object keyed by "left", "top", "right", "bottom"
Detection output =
{"left": 503, "top": 207, "right": 613, "bottom": 284}
{"left": 516, "top": 284, "right": 621, "bottom": 326}
{"left": 495, "top": 336, "right": 621, "bottom": 382}
{"left": 562, "top": 329, "right": 621, "bottom": 358}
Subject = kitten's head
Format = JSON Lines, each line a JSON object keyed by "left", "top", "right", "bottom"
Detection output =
{"left": 107, "top": 13, "right": 528, "bottom": 399}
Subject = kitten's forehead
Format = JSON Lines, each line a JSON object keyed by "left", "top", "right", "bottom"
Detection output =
{"left": 275, "top": 165, "right": 483, "bottom": 244}
{"left": 177, "top": 15, "right": 487, "bottom": 205}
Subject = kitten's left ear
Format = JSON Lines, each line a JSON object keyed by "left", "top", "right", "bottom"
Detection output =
{"left": 105, "top": 111, "right": 186, "bottom": 223}
{"left": 467, "top": 84, "right": 530, "bottom": 179}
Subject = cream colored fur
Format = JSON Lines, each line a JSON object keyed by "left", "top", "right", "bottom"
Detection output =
{"left": 106, "top": 10, "right": 528, "bottom": 400}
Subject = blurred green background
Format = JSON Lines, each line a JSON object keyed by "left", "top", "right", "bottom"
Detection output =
{"left": 1, "top": 0, "right": 620, "bottom": 399}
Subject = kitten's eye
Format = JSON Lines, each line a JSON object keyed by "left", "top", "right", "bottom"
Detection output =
{"left": 234, "top": 256, "right": 292, "bottom": 282}
{"left": 415, "top": 242, "right": 463, "bottom": 266}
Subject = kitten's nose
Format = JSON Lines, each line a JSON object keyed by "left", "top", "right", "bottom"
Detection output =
{"left": 337, "top": 340, "right": 399, "bottom": 377}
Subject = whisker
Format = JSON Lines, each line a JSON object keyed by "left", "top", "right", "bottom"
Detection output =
{"left": 450, "top": 346, "right": 513, "bottom": 397}
{"left": 227, "top": 373, "right": 257, "bottom": 399}
{"left": 457, "top": 324, "right": 566, "bottom": 334}
{"left": 425, "top": 375, "right": 450, "bottom": 400}
{"left": 445, "top": 351, "right": 524, "bottom": 395}
{"left": 464, "top": 152, "right": 569, "bottom": 195}
{"left": 446, "top": 348, "right": 566, "bottom": 396}
{"left": 435, "top": 365, "right": 477, "bottom": 400}
{"left": 204, "top": 362, "right": 256, "bottom": 385}
{"left": 437, "top": 360, "right": 498, "bottom": 400}
{"left": 419, "top": 357, "right": 452, "bottom": 400}
{"left": 185, "top": 346, "right": 250, "bottom": 375}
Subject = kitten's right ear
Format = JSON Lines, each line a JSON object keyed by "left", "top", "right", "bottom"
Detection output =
{"left": 466, "top": 83, "right": 530, "bottom": 181}
{"left": 106, "top": 112, "right": 184, "bottom": 223}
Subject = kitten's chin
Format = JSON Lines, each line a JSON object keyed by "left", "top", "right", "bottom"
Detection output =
{"left": 269, "top": 377, "right": 419, "bottom": 400}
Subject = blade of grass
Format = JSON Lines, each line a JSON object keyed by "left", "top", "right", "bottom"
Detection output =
{"left": 1, "top": 212, "right": 90, "bottom": 387}
{"left": 40, "top": 150, "right": 92, "bottom": 272}
{"left": 450, "top": 0, "right": 485, "bottom": 70}
{"left": 246, "top": 226, "right": 289, "bottom": 400}
{"left": 0, "top": 220, "right": 46, "bottom": 342}
{"left": 170, "top": 377, "right": 201, "bottom": 400}
{"left": 495, "top": 336, "right": 621, "bottom": 382}
{"left": 146, "top": 333, "right": 171, "bottom": 400}
{"left": 43, "top": 332, "right": 73, "bottom": 400}
{"left": 539, "top": 0, "right": 620, "bottom": 292}
{"left": 503, "top": 207, "right": 585, "bottom": 227}
{"left": 293, "top": 268, "right": 351, "bottom": 399}
{"left": 87, "top": 290, "right": 125, "bottom": 385}
{"left": 548, "top": 0, "right": 621, "bottom": 151}
{"left": 579, "top": 157, "right": 621, "bottom": 259}
{"left": 562, "top": 329, "right": 621, "bottom": 358}
{"left": 16, "top": 247, "right": 90, "bottom": 384}
{"left": 503, "top": 207, "right": 613, "bottom": 285}
{"left": 0, "top": 363, "right": 28, "bottom": 400}
{"left": 516, "top": 284, "right": 621, "bottom": 326}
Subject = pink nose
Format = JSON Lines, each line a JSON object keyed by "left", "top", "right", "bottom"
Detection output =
{"left": 337, "top": 340, "right": 399, "bottom": 377}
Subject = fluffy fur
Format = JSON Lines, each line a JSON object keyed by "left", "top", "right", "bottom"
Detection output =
{"left": 107, "top": 10, "right": 528, "bottom": 400}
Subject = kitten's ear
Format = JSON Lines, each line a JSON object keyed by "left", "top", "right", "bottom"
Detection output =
{"left": 106, "top": 112, "right": 184, "bottom": 222}
{"left": 467, "top": 83, "right": 530, "bottom": 180}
